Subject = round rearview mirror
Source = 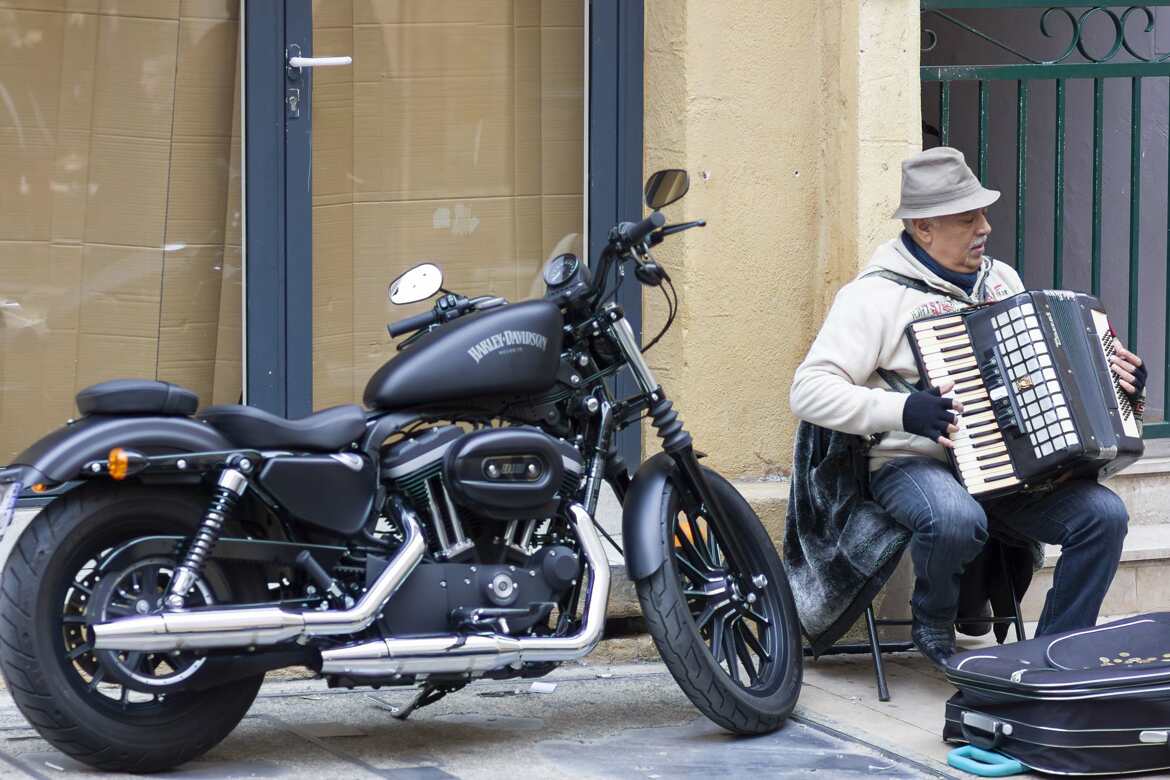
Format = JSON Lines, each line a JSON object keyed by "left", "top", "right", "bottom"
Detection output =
{"left": 388, "top": 263, "right": 443, "bottom": 305}
{"left": 644, "top": 168, "right": 689, "bottom": 210}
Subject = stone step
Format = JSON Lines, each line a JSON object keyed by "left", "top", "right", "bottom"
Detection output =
{"left": 730, "top": 461, "right": 1170, "bottom": 620}
{"left": 1023, "top": 522, "right": 1170, "bottom": 620}
{"left": 600, "top": 442, "right": 1170, "bottom": 629}
{"left": 608, "top": 493, "right": 1170, "bottom": 618}
{"left": 1041, "top": 522, "right": 1170, "bottom": 568}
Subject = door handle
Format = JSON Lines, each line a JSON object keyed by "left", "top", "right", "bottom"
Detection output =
{"left": 288, "top": 55, "right": 352, "bottom": 69}
{"left": 284, "top": 45, "right": 352, "bottom": 119}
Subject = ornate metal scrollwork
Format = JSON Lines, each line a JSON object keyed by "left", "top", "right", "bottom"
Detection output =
{"left": 922, "top": 5, "right": 1170, "bottom": 65}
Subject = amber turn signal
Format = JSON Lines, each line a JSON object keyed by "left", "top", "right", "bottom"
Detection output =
{"left": 30, "top": 483, "right": 48, "bottom": 494}
{"left": 108, "top": 448, "right": 130, "bottom": 480}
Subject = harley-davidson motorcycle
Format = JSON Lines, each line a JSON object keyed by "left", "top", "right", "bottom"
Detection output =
{"left": 0, "top": 169, "right": 801, "bottom": 772}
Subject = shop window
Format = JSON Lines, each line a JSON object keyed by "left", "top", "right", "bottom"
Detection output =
{"left": 0, "top": 1, "right": 243, "bottom": 461}
{"left": 310, "top": 0, "right": 586, "bottom": 407}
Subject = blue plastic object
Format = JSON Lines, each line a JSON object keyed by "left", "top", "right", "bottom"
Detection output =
{"left": 947, "top": 745, "right": 1027, "bottom": 777}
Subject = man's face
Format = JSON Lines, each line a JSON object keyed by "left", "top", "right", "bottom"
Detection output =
{"left": 911, "top": 209, "right": 991, "bottom": 274}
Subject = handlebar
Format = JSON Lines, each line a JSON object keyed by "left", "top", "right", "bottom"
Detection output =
{"left": 388, "top": 294, "right": 509, "bottom": 339}
{"left": 387, "top": 309, "right": 439, "bottom": 338}
{"left": 616, "top": 211, "right": 666, "bottom": 247}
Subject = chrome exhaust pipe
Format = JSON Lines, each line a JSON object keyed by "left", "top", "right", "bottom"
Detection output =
{"left": 92, "top": 509, "right": 426, "bottom": 652}
{"left": 319, "top": 504, "right": 609, "bottom": 677}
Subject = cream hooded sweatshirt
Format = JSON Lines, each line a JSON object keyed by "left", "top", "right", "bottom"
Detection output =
{"left": 790, "top": 237, "right": 1024, "bottom": 471}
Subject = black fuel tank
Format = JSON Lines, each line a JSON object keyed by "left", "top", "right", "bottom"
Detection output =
{"left": 363, "top": 300, "right": 563, "bottom": 411}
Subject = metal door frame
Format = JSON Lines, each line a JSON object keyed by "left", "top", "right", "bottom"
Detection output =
{"left": 244, "top": 0, "right": 645, "bottom": 462}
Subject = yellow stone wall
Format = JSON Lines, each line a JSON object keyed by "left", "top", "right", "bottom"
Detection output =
{"left": 642, "top": 0, "right": 922, "bottom": 478}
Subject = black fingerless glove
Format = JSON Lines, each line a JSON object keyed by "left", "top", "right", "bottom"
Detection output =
{"left": 1131, "top": 361, "right": 1148, "bottom": 398}
{"left": 902, "top": 387, "right": 956, "bottom": 441}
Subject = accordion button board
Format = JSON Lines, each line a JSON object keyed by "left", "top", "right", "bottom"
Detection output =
{"left": 907, "top": 291, "right": 1144, "bottom": 499}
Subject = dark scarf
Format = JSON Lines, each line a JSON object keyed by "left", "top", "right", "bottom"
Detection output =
{"left": 901, "top": 231, "right": 977, "bottom": 296}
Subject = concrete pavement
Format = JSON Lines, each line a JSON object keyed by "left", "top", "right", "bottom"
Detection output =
{"left": 0, "top": 660, "right": 954, "bottom": 780}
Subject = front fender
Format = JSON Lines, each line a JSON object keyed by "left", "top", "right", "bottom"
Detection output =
{"left": 10, "top": 415, "right": 232, "bottom": 486}
{"left": 621, "top": 452, "right": 680, "bottom": 581}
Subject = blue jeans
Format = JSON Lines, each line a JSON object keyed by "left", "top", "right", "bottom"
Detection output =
{"left": 869, "top": 456, "right": 1128, "bottom": 636}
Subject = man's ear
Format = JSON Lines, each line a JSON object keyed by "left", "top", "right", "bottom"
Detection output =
{"left": 912, "top": 218, "right": 932, "bottom": 247}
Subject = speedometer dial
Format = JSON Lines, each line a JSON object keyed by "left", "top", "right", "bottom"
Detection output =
{"left": 543, "top": 253, "right": 580, "bottom": 287}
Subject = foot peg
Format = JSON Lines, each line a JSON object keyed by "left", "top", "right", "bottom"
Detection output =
{"left": 450, "top": 603, "right": 554, "bottom": 632}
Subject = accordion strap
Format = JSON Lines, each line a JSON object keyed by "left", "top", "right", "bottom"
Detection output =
{"left": 862, "top": 267, "right": 989, "bottom": 303}
{"left": 876, "top": 367, "right": 918, "bottom": 394}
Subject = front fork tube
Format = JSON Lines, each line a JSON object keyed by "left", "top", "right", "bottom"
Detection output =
{"left": 605, "top": 306, "right": 753, "bottom": 573}
{"left": 648, "top": 391, "right": 754, "bottom": 575}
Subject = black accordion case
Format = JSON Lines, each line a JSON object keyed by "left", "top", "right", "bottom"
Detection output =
{"left": 944, "top": 613, "right": 1170, "bottom": 775}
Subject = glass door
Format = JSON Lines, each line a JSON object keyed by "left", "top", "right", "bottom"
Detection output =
{"left": 0, "top": 2, "right": 244, "bottom": 463}
{"left": 305, "top": 0, "right": 587, "bottom": 408}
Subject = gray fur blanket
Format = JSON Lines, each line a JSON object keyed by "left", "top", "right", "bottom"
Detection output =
{"left": 782, "top": 420, "right": 1038, "bottom": 656}
{"left": 781, "top": 421, "right": 909, "bottom": 655}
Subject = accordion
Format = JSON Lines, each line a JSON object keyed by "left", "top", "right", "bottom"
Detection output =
{"left": 906, "top": 290, "right": 1144, "bottom": 498}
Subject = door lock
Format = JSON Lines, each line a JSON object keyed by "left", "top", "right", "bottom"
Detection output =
{"left": 286, "top": 87, "right": 301, "bottom": 119}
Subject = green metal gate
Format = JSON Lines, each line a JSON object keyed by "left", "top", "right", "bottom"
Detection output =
{"left": 921, "top": 0, "right": 1170, "bottom": 436}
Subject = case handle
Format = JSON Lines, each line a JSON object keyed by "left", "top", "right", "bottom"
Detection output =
{"left": 961, "top": 711, "right": 1014, "bottom": 750}
{"left": 948, "top": 746, "right": 1026, "bottom": 777}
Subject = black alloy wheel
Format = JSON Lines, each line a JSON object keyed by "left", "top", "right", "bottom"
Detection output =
{"left": 636, "top": 466, "right": 802, "bottom": 734}
{"left": 672, "top": 507, "right": 780, "bottom": 690}
{"left": 0, "top": 483, "right": 267, "bottom": 772}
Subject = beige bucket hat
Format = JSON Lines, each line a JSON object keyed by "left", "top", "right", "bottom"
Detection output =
{"left": 892, "top": 146, "right": 1000, "bottom": 219}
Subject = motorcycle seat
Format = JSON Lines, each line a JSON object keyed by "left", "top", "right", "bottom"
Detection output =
{"left": 199, "top": 404, "right": 367, "bottom": 452}
{"left": 76, "top": 380, "right": 199, "bottom": 417}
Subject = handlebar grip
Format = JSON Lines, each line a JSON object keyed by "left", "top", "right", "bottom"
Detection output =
{"left": 619, "top": 211, "right": 666, "bottom": 246}
{"left": 387, "top": 309, "right": 438, "bottom": 338}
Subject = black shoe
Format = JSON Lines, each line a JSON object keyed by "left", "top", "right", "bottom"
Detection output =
{"left": 912, "top": 620, "right": 956, "bottom": 668}
{"left": 956, "top": 599, "right": 993, "bottom": 638}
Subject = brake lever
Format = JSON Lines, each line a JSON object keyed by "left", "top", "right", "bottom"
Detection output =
{"left": 395, "top": 328, "right": 428, "bottom": 352}
{"left": 648, "top": 220, "right": 707, "bottom": 247}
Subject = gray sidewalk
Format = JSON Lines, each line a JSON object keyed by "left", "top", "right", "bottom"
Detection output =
{"left": 0, "top": 661, "right": 953, "bottom": 780}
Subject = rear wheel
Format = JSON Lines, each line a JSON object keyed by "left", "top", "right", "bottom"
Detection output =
{"left": 0, "top": 482, "right": 266, "bottom": 773}
{"left": 636, "top": 467, "right": 802, "bottom": 734}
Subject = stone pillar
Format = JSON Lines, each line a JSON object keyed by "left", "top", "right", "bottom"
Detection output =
{"left": 642, "top": 0, "right": 921, "bottom": 492}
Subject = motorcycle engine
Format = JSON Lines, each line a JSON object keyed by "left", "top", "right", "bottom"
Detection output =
{"left": 375, "top": 425, "right": 585, "bottom": 636}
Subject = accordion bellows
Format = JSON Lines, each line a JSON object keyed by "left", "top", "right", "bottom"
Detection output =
{"left": 907, "top": 290, "right": 1143, "bottom": 498}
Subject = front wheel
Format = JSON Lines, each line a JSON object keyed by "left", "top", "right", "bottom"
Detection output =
{"left": 635, "top": 467, "right": 802, "bottom": 734}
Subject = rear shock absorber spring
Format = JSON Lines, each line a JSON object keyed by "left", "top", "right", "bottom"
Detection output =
{"left": 648, "top": 393, "right": 692, "bottom": 454}
{"left": 165, "top": 468, "right": 248, "bottom": 608}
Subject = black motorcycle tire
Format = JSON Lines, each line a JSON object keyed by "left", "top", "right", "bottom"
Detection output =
{"left": 635, "top": 467, "right": 802, "bottom": 734}
{"left": 0, "top": 482, "right": 266, "bottom": 773}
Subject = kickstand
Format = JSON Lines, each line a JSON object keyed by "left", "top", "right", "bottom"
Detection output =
{"left": 391, "top": 682, "right": 464, "bottom": 721}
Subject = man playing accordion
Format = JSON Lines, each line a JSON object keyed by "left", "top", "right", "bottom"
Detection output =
{"left": 790, "top": 147, "right": 1146, "bottom": 666}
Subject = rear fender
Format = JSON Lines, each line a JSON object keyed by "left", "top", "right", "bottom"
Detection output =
{"left": 621, "top": 452, "right": 681, "bottom": 581}
{"left": 0, "top": 417, "right": 233, "bottom": 582}
{"left": 9, "top": 415, "right": 232, "bottom": 487}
